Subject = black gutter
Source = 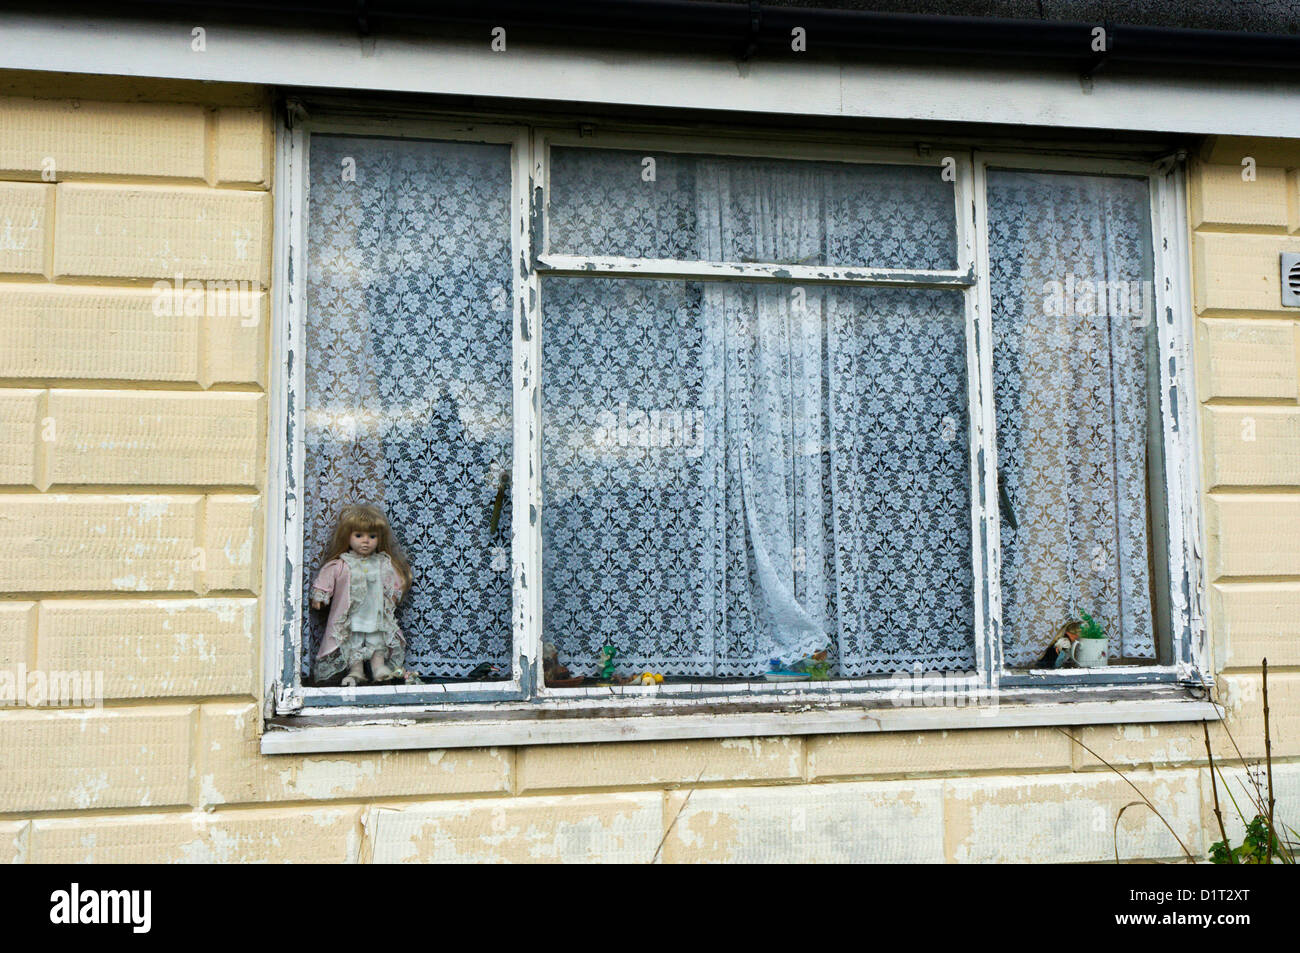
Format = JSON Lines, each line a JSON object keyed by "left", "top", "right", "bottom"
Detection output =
{"left": 34, "top": 0, "right": 1300, "bottom": 72}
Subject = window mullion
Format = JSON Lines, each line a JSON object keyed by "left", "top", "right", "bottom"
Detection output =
{"left": 511, "top": 128, "right": 545, "bottom": 698}
{"left": 273, "top": 117, "right": 309, "bottom": 714}
{"left": 1149, "top": 161, "right": 1204, "bottom": 679}
{"left": 964, "top": 152, "right": 1005, "bottom": 688}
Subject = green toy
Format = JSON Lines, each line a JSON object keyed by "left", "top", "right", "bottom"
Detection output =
{"left": 598, "top": 640, "right": 617, "bottom": 681}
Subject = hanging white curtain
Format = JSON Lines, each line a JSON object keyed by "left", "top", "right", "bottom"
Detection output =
{"left": 696, "top": 163, "right": 835, "bottom": 671}
{"left": 987, "top": 170, "right": 1157, "bottom": 665}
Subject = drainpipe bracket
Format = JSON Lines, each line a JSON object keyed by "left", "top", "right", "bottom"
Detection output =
{"left": 739, "top": 0, "right": 762, "bottom": 61}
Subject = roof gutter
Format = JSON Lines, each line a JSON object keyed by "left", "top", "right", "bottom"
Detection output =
{"left": 91, "top": 0, "right": 1300, "bottom": 72}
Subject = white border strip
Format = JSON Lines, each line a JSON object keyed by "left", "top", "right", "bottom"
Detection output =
{"left": 2, "top": 12, "right": 1299, "bottom": 138}
{"left": 262, "top": 697, "right": 1223, "bottom": 753}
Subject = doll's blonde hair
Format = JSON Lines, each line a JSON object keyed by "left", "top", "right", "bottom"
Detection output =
{"left": 320, "top": 503, "right": 413, "bottom": 592}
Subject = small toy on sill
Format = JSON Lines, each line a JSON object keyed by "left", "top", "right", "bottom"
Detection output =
{"left": 468, "top": 662, "right": 504, "bottom": 681}
{"left": 764, "top": 657, "right": 811, "bottom": 682}
{"left": 597, "top": 639, "right": 618, "bottom": 682}
{"left": 1035, "top": 620, "right": 1081, "bottom": 669}
{"left": 632, "top": 672, "right": 664, "bottom": 686}
{"left": 377, "top": 666, "right": 422, "bottom": 685}
{"left": 309, "top": 503, "right": 413, "bottom": 688}
{"left": 795, "top": 649, "right": 833, "bottom": 681}
{"left": 543, "top": 641, "right": 585, "bottom": 688}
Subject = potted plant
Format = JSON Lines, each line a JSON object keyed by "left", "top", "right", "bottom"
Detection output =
{"left": 1074, "top": 608, "right": 1108, "bottom": 667}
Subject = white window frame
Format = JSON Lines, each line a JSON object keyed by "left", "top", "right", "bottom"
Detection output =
{"left": 265, "top": 114, "right": 536, "bottom": 713}
{"left": 263, "top": 107, "right": 1217, "bottom": 754}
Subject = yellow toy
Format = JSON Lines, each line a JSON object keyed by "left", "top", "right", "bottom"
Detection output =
{"left": 634, "top": 672, "right": 664, "bottom": 686}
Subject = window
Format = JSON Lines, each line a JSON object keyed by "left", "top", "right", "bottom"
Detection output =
{"left": 266, "top": 110, "right": 1208, "bottom": 742}
{"left": 985, "top": 169, "right": 1169, "bottom": 669}
{"left": 301, "top": 134, "right": 516, "bottom": 682}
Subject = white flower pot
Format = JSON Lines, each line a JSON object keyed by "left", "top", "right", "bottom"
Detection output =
{"left": 1074, "top": 637, "right": 1108, "bottom": 667}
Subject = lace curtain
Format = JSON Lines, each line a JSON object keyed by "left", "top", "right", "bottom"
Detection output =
{"left": 299, "top": 139, "right": 1158, "bottom": 680}
{"left": 548, "top": 147, "right": 958, "bottom": 269}
{"left": 301, "top": 136, "right": 515, "bottom": 679}
{"left": 543, "top": 153, "right": 974, "bottom": 676}
{"left": 987, "top": 170, "right": 1157, "bottom": 665}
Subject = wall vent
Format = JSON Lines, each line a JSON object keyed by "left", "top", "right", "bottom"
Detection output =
{"left": 1284, "top": 253, "right": 1300, "bottom": 308}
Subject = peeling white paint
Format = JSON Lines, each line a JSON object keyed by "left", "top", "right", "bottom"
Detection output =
{"left": 283, "top": 758, "right": 380, "bottom": 799}
{"left": 199, "top": 773, "right": 223, "bottom": 811}
{"left": 67, "top": 771, "right": 110, "bottom": 810}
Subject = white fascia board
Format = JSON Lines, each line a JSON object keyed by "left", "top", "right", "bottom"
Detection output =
{"left": 1, "top": 12, "right": 1299, "bottom": 138}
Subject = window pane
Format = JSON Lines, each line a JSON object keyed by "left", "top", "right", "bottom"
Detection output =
{"left": 301, "top": 135, "right": 514, "bottom": 682}
{"left": 548, "top": 147, "right": 957, "bottom": 270}
{"left": 542, "top": 277, "right": 974, "bottom": 679}
{"left": 987, "top": 170, "right": 1161, "bottom": 668}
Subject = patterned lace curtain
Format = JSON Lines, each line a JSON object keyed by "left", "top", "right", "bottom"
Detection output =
{"left": 301, "top": 135, "right": 515, "bottom": 679}
{"left": 987, "top": 170, "right": 1157, "bottom": 665}
{"left": 543, "top": 152, "right": 974, "bottom": 677}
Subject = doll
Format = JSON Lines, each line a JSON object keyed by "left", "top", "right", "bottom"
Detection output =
{"left": 309, "top": 504, "right": 413, "bottom": 687}
{"left": 1034, "top": 620, "right": 1081, "bottom": 669}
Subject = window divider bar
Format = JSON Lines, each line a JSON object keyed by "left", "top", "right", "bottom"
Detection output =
{"left": 1149, "top": 160, "right": 1208, "bottom": 680}
{"left": 269, "top": 115, "right": 311, "bottom": 714}
{"left": 968, "top": 152, "right": 1007, "bottom": 686}
{"left": 535, "top": 253, "right": 976, "bottom": 288}
{"left": 515, "top": 128, "right": 545, "bottom": 698}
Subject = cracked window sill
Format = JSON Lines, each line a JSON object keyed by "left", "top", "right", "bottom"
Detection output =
{"left": 260, "top": 684, "right": 1220, "bottom": 754}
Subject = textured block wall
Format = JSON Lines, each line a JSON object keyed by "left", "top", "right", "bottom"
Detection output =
{"left": 1192, "top": 138, "right": 1300, "bottom": 688}
{"left": 0, "top": 72, "right": 1295, "bottom": 863}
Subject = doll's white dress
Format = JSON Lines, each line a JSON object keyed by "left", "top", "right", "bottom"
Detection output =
{"left": 337, "top": 551, "right": 404, "bottom": 669}
{"left": 310, "top": 551, "right": 405, "bottom": 681}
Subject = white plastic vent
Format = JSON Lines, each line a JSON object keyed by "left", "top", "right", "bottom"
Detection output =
{"left": 1284, "top": 253, "right": 1300, "bottom": 308}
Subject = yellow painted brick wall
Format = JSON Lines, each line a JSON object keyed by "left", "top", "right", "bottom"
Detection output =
{"left": 0, "top": 72, "right": 1295, "bottom": 864}
{"left": 1194, "top": 137, "right": 1300, "bottom": 694}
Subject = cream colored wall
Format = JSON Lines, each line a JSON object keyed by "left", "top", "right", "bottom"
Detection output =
{"left": 0, "top": 73, "right": 1295, "bottom": 863}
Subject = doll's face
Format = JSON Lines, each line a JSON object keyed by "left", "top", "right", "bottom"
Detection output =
{"left": 349, "top": 530, "right": 379, "bottom": 556}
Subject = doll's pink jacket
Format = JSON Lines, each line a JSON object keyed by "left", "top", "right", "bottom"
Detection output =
{"left": 310, "top": 555, "right": 406, "bottom": 659}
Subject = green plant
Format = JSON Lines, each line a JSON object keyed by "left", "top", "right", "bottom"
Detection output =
{"left": 1203, "top": 659, "right": 1296, "bottom": 864}
{"left": 1057, "top": 658, "right": 1296, "bottom": 863}
{"left": 1077, "top": 608, "right": 1105, "bottom": 640}
{"left": 1210, "top": 814, "right": 1284, "bottom": 864}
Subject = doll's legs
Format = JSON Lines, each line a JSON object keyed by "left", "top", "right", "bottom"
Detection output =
{"left": 341, "top": 660, "right": 367, "bottom": 687}
{"left": 369, "top": 649, "right": 396, "bottom": 681}
{"left": 339, "top": 630, "right": 388, "bottom": 686}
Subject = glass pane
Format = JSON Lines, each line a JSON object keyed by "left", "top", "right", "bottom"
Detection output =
{"left": 987, "top": 170, "right": 1161, "bottom": 669}
{"left": 548, "top": 147, "right": 958, "bottom": 270}
{"left": 542, "top": 277, "right": 974, "bottom": 681}
{"left": 301, "top": 135, "right": 514, "bottom": 683}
